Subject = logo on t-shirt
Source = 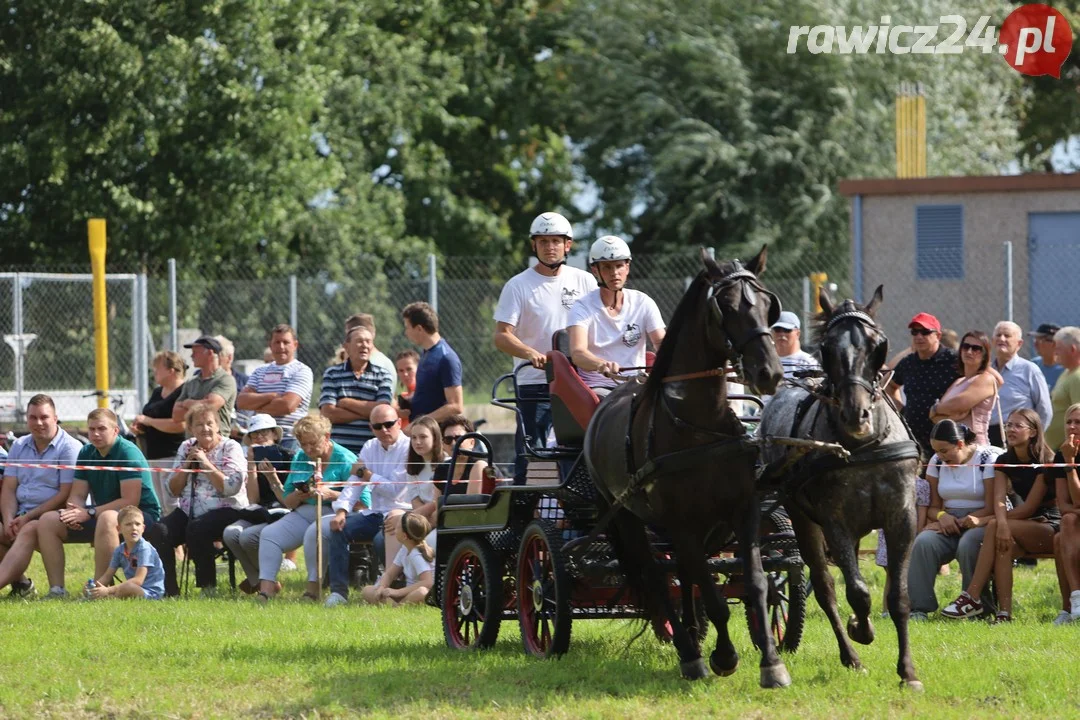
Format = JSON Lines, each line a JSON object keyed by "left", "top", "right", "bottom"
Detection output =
{"left": 561, "top": 288, "right": 580, "bottom": 309}
{"left": 622, "top": 323, "right": 642, "bottom": 348}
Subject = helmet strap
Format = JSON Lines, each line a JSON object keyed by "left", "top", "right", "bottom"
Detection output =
{"left": 536, "top": 256, "right": 567, "bottom": 271}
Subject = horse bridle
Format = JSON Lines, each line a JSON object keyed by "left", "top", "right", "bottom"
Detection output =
{"left": 823, "top": 307, "right": 885, "bottom": 405}
{"left": 705, "top": 262, "right": 781, "bottom": 356}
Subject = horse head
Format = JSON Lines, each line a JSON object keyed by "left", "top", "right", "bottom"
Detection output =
{"left": 701, "top": 246, "right": 784, "bottom": 395}
{"left": 816, "top": 285, "right": 888, "bottom": 441}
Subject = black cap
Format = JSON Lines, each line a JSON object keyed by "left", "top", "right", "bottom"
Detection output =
{"left": 183, "top": 336, "right": 223, "bottom": 353}
{"left": 1028, "top": 323, "right": 1061, "bottom": 338}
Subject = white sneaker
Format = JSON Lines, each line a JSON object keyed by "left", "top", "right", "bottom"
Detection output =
{"left": 324, "top": 592, "right": 348, "bottom": 608}
{"left": 280, "top": 558, "right": 298, "bottom": 572}
{"left": 1052, "top": 610, "right": 1073, "bottom": 626}
{"left": 44, "top": 586, "right": 68, "bottom": 600}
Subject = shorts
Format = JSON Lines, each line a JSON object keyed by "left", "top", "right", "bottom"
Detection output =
{"left": 64, "top": 516, "right": 99, "bottom": 544}
{"left": 1031, "top": 506, "right": 1062, "bottom": 534}
{"left": 143, "top": 588, "right": 164, "bottom": 600}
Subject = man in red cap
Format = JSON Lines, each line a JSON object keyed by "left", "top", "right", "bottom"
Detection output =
{"left": 885, "top": 312, "right": 960, "bottom": 456}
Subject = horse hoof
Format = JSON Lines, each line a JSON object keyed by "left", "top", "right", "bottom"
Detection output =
{"left": 901, "top": 679, "right": 925, "bottom": 692}
{"left": 710, "top": 649, "right": 739, "bottom": 677}
{"left": 760, "top": 663, "right": 792, "bottom": 689}
{"left": 847, "top": 614, "right": 875, "bottom": 645}
{"left": 680, "top": 658, "right": 710, "bottom": 681}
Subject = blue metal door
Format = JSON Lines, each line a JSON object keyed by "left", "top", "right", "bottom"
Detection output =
{"left": 1029, "top": 212, "right": 1080, "bottom": 329}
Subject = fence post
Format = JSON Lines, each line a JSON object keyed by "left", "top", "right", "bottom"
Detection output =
{"left": 11, "top": 274, "right": 27, "bottom": 423}
{"left": 428, "top": 254, "right": 438, "bottom": 313}
{"left": 802, "top": 276, "right": 811, "bottom": 335}
{"left": 1004, "top": 240, "right": 1013, "bottom": 323}
{"left": 289, "top": 275, "right": 298, "bottom": 333}
{"left": 168, "top": 258, "right": 178, "bottom": 351}
{"left": 137, "top": 273, "right": 149, "bottom": 409}
{"left": 130, "top": 274, "right": 139, "bottom": 414}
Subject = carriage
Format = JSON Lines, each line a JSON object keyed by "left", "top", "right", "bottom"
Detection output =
{"left": 434, "top": 342, "right": 807, "bottom": 658}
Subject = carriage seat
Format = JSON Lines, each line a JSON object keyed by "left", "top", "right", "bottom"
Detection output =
{"left": 546, "top": 347, "right": 599, "bottom": 446}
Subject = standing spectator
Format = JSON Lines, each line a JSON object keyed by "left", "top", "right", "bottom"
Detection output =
{"left": 172, "top": 336, "right": 236, "bottom": 438}
{"left": 402, "top": 302, "right": 463, "bottom": 423}
{"left": 493, "top": 212, "right": 596, "bottom": 484}
{"left": 320, "top": 325, "right": 394, "bottom": 454}
{"left": 216, "top": 335, "right": 250, "bottom": 432}
{"left": 10, "top": 409, "right": 161, "bottom": 598}
{"left": 988, "top": 321, "right": 1052, "bottom": 447}
{"left": 322, "top": 404, "right": 410, "bottom": 607}
{"left": 930, "top": 331, "right": 998, "bottom": 446}
{"left": 237, "top": 324, "right": 314, "bottom": 452}
{"left": 345, "top": 314, "right": 398, "bottom": 391}
{"left": 133, "top": 350, "right": 187, "bottom": 515}
{"left": 771, "top": 311, "right": 821, "bottom": 379}
{"left": 1047, "top": 327, "right": 1080, "bottom": 451}
{"left": 885, "top": 312, "right": 960, "bottom": 457}
{"left": 157, "top": 403, "right": 248, "bottom": 597}
{"left": 0, "top": 395, "right": 82, "bottom": 597}
{"left": 1030, "top": 323, "right": 1064, "bottom": 389}
{"left": 394, "top": 349, "right": 420, "bottom": 427}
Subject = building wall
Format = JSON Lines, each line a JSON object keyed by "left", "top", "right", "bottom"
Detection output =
{"left": 858, "top": 190, "right": 1079, "bottom": 349}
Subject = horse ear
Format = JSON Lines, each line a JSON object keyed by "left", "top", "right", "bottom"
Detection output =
{"left": 819, "top": 286, "right": 835, "bottom": 316}
{"left": 865, "top": 285, "right": 884, "bottom": 318}
{"left": 745, "top": 245, "right": 768, "bottom": 276}
{"left": 700, "top": 247, "right": 721, "bottom": 276}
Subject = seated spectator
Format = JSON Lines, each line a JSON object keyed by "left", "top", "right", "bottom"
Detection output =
{"left": 237, "top": 324, "right": 314, "bottom": 452}
{"left": 359, "top": 511, "right": 434, "bottom": 606}
{"left": 172, "top": 336, "right": 237, "bottom": 439}
{"left": 395, "top": 349, "right": 420, "bottom": 427}
{"left": 567, "top": 236, "right": 665, "bottom": 396}
{"left": 345, "top": 313, "right": 399, "bottom": 391}
{"left": 157, "top": 403, "right": 248, "bottom": 597}
{"left": 21, "top": 409, "right": 162, "bottom": 598}
{"left": 256, "top": 414, "right": 355, "bottom": 603}
{"left": 401, "top": 415, "right": 446, "bottom": 526}
{"left": 222, "top": 414, "right": 293, "bottom": 594}
{"left": 931, "top": 331, "right": 999, "bottom": 446}
{"left": 0, "top": 395, "right": 82, "bottom": 597}
{"left": 941, "top": 409, "right": 1058, "bottom": 622}
{"left": 434, "top": 415, "right": 490, "bottom": 498}
{"left": 321, "top": 404, "right": 409, "bottom": 607}
{"left": 319, "top": 324, "right": 394, "bottom": 454}
{"left": 87, "top": 506, "right": 166, "bottom": 600}
{"left": 908, "top": 420, "right": 1001, "bottom": 619}
{"left": 402, "top": 302, "right": 463, "bottom": 423}
{"left": 1053, "top": 403, "right": 1080, "bottom": 624}
{"left": 133, "top": 350, "right": 188, "bottom": 515}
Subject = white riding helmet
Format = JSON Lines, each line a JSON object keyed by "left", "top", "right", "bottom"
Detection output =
{"left": 589, "top": 235, "right": 632, "bottom": 265}
{"left": 529, "top": 212, "right": 573, "bottom": 240}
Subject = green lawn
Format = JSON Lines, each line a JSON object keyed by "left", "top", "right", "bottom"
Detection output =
{"left": 2, "top": 541, "right": 1079, "bottom": 719}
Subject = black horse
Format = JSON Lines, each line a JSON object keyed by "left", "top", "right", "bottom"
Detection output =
{"left": 758, "top": 287, "right": 923, "bottom": 690}
{"left": 583, "top": 248, "right": 791, "bottom": 687}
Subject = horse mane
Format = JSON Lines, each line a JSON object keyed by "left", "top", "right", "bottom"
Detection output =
{"left": 809, "top": 298, "right": 878, "bottom": 346}
{"left": 646, "top": 270, "right": 710, "bottom": 393}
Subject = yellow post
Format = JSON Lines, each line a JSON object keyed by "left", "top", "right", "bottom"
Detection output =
{"left": 896, "top": 83, "right": 927, "bottom": 178}
{"left": 915, "top": 83, "right": 927, "bottom": 176}
{"left": 88, "top": 219, "right": 109, "bottom": 409}
{"left": 810, "top": 272, "right": 828, "bottom": 312}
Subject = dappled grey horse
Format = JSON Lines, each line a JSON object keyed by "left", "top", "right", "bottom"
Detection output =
{"left": 758, "top": 286, "right": 923, "bottom": 690}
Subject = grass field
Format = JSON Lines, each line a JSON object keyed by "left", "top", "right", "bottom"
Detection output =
{"left": 2, "top": 540, "right": 1080, "bottom": 719}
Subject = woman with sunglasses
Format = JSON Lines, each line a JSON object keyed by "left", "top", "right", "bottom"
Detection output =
{"left": 435, "top": 414, "right": 491, "bottom": 497}
{"left": 941, "top": 408, "right": 1058, "bottom": 622}
{"left": 931, "top": 330, "right": 999, "bottom": 445}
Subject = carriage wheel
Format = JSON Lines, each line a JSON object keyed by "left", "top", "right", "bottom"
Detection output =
{"left": 442, "top": 539, "right": 503, "bottom": 650}
{"left": 745, "top": 566, "right": 807, "bottom": 653}
{"left": 517, "top": 520, "right": 572, "bottom": 658}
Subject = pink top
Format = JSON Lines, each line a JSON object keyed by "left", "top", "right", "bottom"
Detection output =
{"left": 939, "top": 374, "right": 995, "bottom": 446}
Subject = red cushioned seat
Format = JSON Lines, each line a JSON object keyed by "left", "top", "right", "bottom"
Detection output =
{"left": 546, "top": 350, "right": 599, "bottom": 446}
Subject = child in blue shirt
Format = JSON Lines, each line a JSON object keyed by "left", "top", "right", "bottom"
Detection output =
{"left": 88, "top": 506, "right": 166, "bottom": 600}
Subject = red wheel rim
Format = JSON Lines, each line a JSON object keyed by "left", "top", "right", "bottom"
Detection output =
{"left": 768, "top": 573, "right": 789, "bottom": 644}
{"left": 446, "top": 548, "right": 487, "bottom": 648}
{"left": 519, "top": 533, "right": 556, "bottom": 655}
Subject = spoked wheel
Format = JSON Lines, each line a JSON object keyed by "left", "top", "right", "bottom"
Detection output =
{"left": 517, "top": 520, "right": 572, "bottom": 658}
{"left": 746, "top": 566, "right": 807, "bottom": 653}
{"left": 442, "top": 539, "right": 503, "bottom": 650}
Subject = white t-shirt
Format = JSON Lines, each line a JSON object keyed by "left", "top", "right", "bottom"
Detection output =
{"left": 567, "top": 288, "right": 665, "bottom": 388}
{"left": 493, "top": 265, "right": 596, "bottom": 386}
{"left": 927, "top": 445, "right": 1002, "bottom": 511}
{"left": 780, "top": 349, "right": 820, "bottom": 379}
{"left": 393, "top": 545, "right": 434, "bottom": 586}
{"left": 404, "top": 464, "right": 438, "bottom": 505}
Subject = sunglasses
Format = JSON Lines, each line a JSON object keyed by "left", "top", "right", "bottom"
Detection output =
{"left": 960, "top": 343, "right": 984, "bottom": 353}
{"left": 442, "top": 435, "right": 466, "bottom": 445}
{"left": 370, "top": 420, "right": 397, "bottom": 431}
{"left": 910, "top": 328, "right": 934, "bottom": 337}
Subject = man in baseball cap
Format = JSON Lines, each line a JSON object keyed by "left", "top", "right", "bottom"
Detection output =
{"left": 770, "top": 311, "right": 819, "bottom": 380}
{"left": 1029, "top": 323, "right": 1064, "bottom": 389}
{"left": 182, "top": 336, "right": 224, "bottom": 354}
{"left": 172, "top": 335, "right": 236, "bottom": 437}
{"left": 885, "top": 311, "right": 960, "bottom": 454}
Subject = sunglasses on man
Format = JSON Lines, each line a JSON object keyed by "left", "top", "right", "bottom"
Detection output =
{"left": 370, "top": 420, "right": 397, "bottom": 431}
{"left": 909, "top": 328, "right": 935, "bottom": 337}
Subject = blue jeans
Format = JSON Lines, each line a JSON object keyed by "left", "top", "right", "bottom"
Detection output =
{"left": 514, "top": 383, "right": 552, "bottom": 485}
{"left": 328, "top": 512, "right": 384, "bottom": 597}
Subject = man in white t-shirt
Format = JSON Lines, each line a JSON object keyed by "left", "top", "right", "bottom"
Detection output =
{"left": 493, "top": 211, "right": 597, "bottom": 484}
{"left": 236, "top": 323, "right": 314, "bottom": 452}
{"left": 568, "top": 236, "right": 665, "bottom": 397}
{"left": 771, "top": 311, "right": 820, "bottom": 379}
